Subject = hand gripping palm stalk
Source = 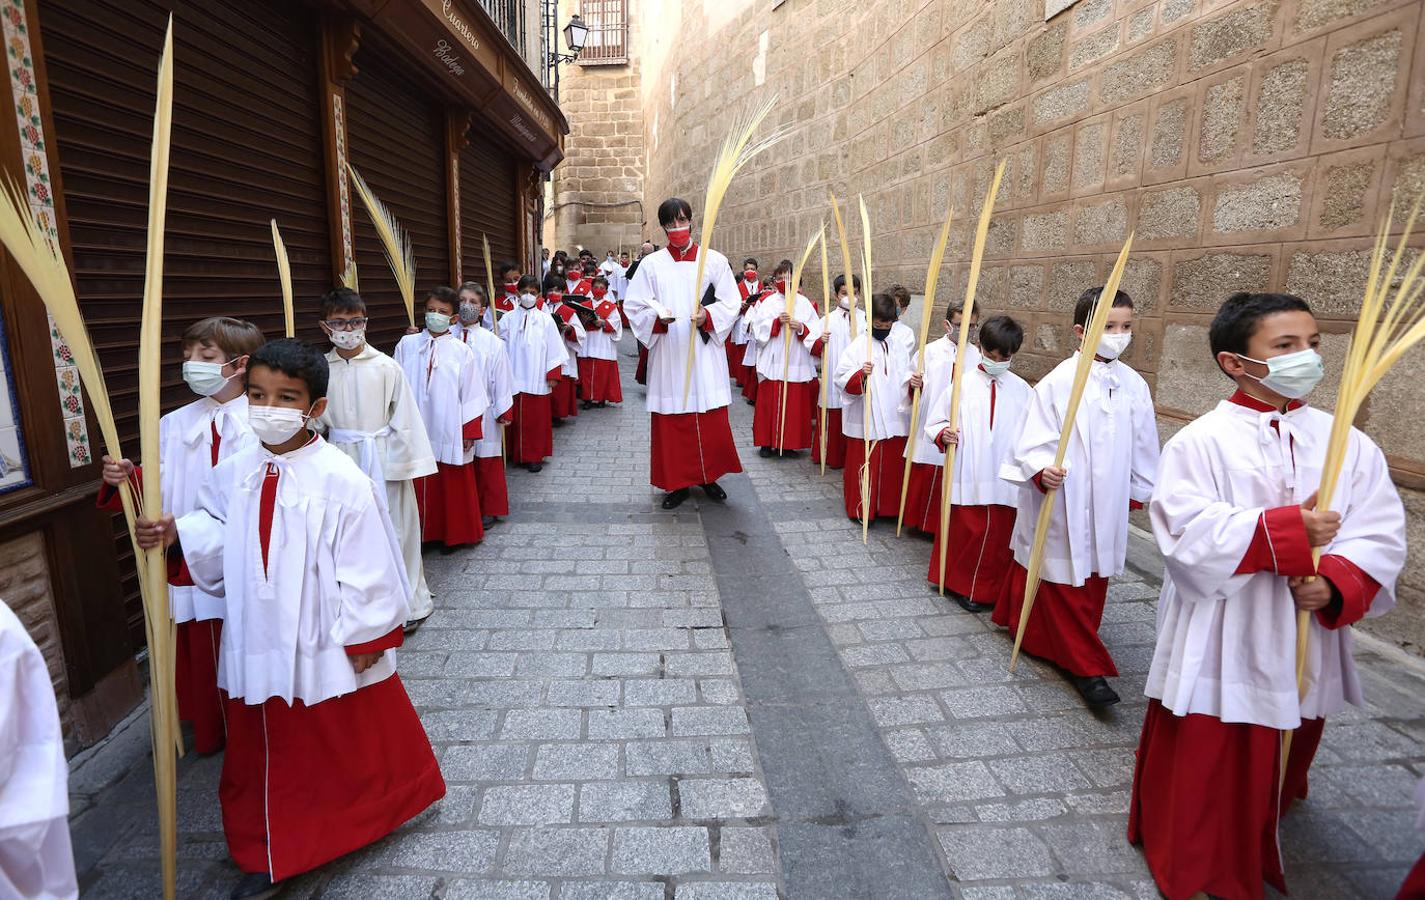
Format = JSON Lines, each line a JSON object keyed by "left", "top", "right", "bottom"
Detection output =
{"left": 1008, "top": 234, "right": 1136, "bottom": 671}
{"left": 0, "top": 20, "right": 182, "bottom": 898}
{"left": 683, "top": 96, "right": 789, "bottom": 406}
{"left": 1280, "top": 200, "right": 1424, "bottom": 784}
{"left": 930, "top": 161, "right": 1004, "bottom": 577}
{"left": 347, "top": 163, "right": 417, "bottom": 328}
{"left": 779, "top": 226, "right": 825, "bottom": 454}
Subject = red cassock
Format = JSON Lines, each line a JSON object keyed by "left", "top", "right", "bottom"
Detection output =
{"left": 472, "top": 451, "right": 510, "bottom": 518}
{"left": 899, "top": 461, "right": 943, "bottom": 533}
{"left": 1399, "top": 856, "right": 1425, "bottom": 899}
{"left": 635, "top": 344, "right": 649, "bottom": 385}
{"left": 1127, "top": 700, "right": 1324, "bottom": 900}
{"left": 751, "top": 379, "right": 818, "bottom": 450}
{"left": 840, "top": 436, "right": 908, "bottom": 521}
{"left": 508, "top": 386, "right": 556, "bottom": 464}
{"left": 725, "top": 340, "right": 745, "bottom": 385}
{"left": 992, "top": 564, "right": 1114, "bottom": 677}
{"left": 577, "top": 357, "right": 623, "bottom": 402}
{"left": 221, "top": 672, "right": 446, "bottom": 882}
{"left": 550, "top": 304, "right": 581, "bottom": 419}
{"left": 927, "top": 504, "right": 1017, "bottom": 604}
{"left": 650, "top": 407, "right": 742, "bottom": 491}
{"left": 412, "top": 417, "right": 484, "bottom": 547}
{"left": 812, "top": 407, "right": 847, "bottom": 469}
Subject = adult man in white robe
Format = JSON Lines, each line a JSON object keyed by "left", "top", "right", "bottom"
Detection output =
{"left": 316, "top": 288, "right": 438, "bottom": 627}
{"left": 622, "top": 197, "right": 743, "bottom": 509}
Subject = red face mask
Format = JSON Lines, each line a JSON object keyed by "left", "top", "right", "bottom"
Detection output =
{"left": 592, "top": 287, "right": 607, "bottom": 298}
{"left": 547, "top": 292, "right": 562, "bottom": 304}
{"left": 665, "top": 226, "right": 691, "bottom": 250}
{"left": 744, "top": 270, "right": 758, "bottom": 282}
{"left": 504, "top": 282, "right": 518, "bottom": 294}
{"left": 775, "top": 279, "right": 788, "bottom": 296}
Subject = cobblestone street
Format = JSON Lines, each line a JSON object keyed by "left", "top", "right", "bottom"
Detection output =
{"left": 70, "top": 343, "right": 1425, "bottom": 899}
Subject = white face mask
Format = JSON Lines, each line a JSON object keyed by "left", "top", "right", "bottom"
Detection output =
{"left": 1095, "top": 332, "right": 1132, "bottom": 360}
{"left": 182, "top": 360, "right": 233, "bottom": 397}
{"left": 838, "top": 294, "right": 851, "bottom": 311}
{"left": 328, "top": 329, "right": 365, "bottom": 351}
{"left": 426, "top": 311, "right": 452, "bottom": 334}
{"left": 519, "top": 293, "right": 539, "bottom": 309}
{"left": 248, "top": 404, "right": 311, "bottom": 445}
{"left": 1237, "top": 348, "right": 1325, "bottom": 400}
{"left": 981, "top": 357, "right": 1012, "bottom": 378}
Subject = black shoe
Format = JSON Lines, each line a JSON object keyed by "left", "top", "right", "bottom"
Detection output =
{"left": 952, "top": 593, "right": 995, "bottom": 614}
{"left": 1071, "top": 675, "right": 1121, "bottom": 707}
{"left": 700, "top": 482, "right": 727, "bottom": 502}
{"left": 661, "top": 488, "right": 690, "bottom": 509}
{"left": 525, "top": 462, "right": 543, "bottom": 473}
{"left": 759, "top": 447, "right": 776, "bottom": 458}
{"left": 552, "top": 418, "right": 566, "bottom": 427}
{"left": 596, "top": 401, "right": 608, "bottom": 408}
{"left": 745, "top": 398, "right": 756, "bottom": 405}
{"left": 782, "top": 449, "right": 800, "bottom": 459}
{"left": 481, "top": 515, "right": 497, "bottom": 528}
{"left": 581, "top": 400, "right": 594, "bottom": 410}
{"left": 231, "top": 873, "right": 281, "bottom": 900}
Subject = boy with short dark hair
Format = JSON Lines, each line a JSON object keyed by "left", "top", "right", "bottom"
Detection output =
{"left": 456, "top": 284, "right": 515, "bottom": 526}
{"left": 751, "top": 258, "right": 819, "bottom": 457}
{"left": 394, "top": 286, "right": 489, "bottom": 548}
{"left": 99, "top": 316, "right": 264, "bottom": 754}
{"left": 136, "top": 339, "right": 445, "bottom": 899}
{"left": 834, "top": 292, "right": 916, "bottom": 522}
{"left": 993, "top": 287, "right": 1159, "bottom": 708}
{"left": 804, "top": 273, "right": 860, "bottom": 470}
{"left": 498, "top": 274, "right": 567, "bottom": 472}
{"left": 576, "top": 274, "right": 623, "bottom": 408}
{"left": 542, "top": 272, "right": 587, "bottom": 424}
{"left": 314, "top": 288, "right": 437, "bottom": 628}
{"left": 925, "top": 315, "right": 1032, "bottom": 609}
{"left": 491, "top": 261, "right": 522, "bottom": 325}
{"left": 1128, "top": 292, "right": 1405, "bottom": 900}
{"left": 728, "top": 256, "right": 761, "bottom": 388}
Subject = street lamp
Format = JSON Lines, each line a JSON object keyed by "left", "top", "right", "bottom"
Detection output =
{"left": 547, "top": 13, "right": 588, "bottom": 101}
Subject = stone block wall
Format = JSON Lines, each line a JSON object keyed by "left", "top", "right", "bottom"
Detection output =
{"left": 0, "top": 532, "right": 73, "bottom": 747}
{"left": 549, "top": 0, "right": 648, "bottom": 255}
{"left": 631, "top": 0, "right": 1425, "bottom": 652}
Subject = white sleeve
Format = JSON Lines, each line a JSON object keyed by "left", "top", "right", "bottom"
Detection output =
{"left": 1129, "top": 382, "right": 1160, "bottom": 504}
{"left": 999, "top": 378, "right": 1062, "bottom": 484}
{"left": 704, "top": 256, "right": 741, "bottom": 340}
{"left": 460, "top": 352, "right": 490, "bottom": 427}
{"left": 622, "top": 261, "right": 663, "bottom": 349}
{"left": 384, "top": 367, "right": 438, "bottom": 481}
{"left": 330, "top": 488, "right": 410, "bottom": 647}
{"left": 174, "top": 465, "right": 232, "bottom": 597}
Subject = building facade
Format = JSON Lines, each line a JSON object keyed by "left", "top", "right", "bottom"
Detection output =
{"left": 558, "top": 0, "right": 1425, "bottom": 653}
{"left": 0, "top": 0, "right": 566, "bottom": 750}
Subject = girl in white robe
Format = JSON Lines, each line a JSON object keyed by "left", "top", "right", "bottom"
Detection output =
{"left": 457, "top": 285, "right": 516, "bottom": 522}
{"left": 924, "top": 316, "right": 1031, "bottom": 609}
{"left": 1129, "top": 293, "right": 1405, "bottom": 900}
{"left": 394, "top": 288, "right": 489, "bottom": 548}
{"left": 992, "top": 289, "right": 1158, "bottom": 708}
{"left": 804, "top": 274, "right": 859, "bottom": 469}
{"left": 751, "top": 269, "right": 820, "bottom": 454}
{"left": 834, "top": 293, "right": 915, "bottom": 522}
{"left": 902, "top": 303, "right": 983, "bottom": 533}
{"left": 97, "top": 316, "right": 263, "bottom": 753}
{"left": 622, "top": 197, "right": 743, "bottom": 508}
{"left": 148, "top": 339, "right": 443, "bottom": 895}
{"left": 316, "top": 289, "right": 438, "bottom": 627}
{"left": 498, "top": 275, "right": 568, "bottom": 471}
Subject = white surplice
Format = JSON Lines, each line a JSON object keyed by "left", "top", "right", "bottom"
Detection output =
{"left": 999, "top": 353, "right": 1159, "bottom": 586}
{"left": 924, "top": 364, "right": 1032, "bottom": 506}
{"left": 622, "top": 246, "right": 741, "bottom": 415}
{"left": 316, "top": 344, "right": 437, "bottom": 618}
{"left": 576, "top": 297, "right": 623, "bottom": 362}
{"left": 0, "top": 602, "right": 76, "bottom": 900}
{"left": 752, "top": 291, "right": 820, "bottom": 383}
{"left": 461, "top": 325, "right": 516, "bottom": 461}
{"left": 834, "top": 333, "right": 914, "bottom": 440}
{"left": 154, "top": 395, "right": 258, "bottom": 623}
{"left": 804, "top": 308, "right": 856, "bottom": 411}
{"left": 550, "top": 302, "right": 587, "bottom": 377}
{"left": 1145, "top": 400, "right": 1406, "bottom": 729}
{"left": 393, "top": 331, "right": 488, "bottom": 465}
{"left": 904, "top": 336, "right": 981, "bottom": 466}
{"left": 176, "top": 436, "right": 410, "bottom": 706}
{"left": 497, "top": 306, "right": 568, "bottom": 396}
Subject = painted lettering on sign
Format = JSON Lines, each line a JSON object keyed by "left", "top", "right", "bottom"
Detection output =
{"left": 508, "top": 113, "right": 537, "bottom": 144}
{"left": 509, "top": 78, "right": 552, "bottom": 132}
{"left": 442, "top": 0, "right": 482, "bottom": 53}
{"left": 434, "top": 39, "right": 466, "bottom": 75}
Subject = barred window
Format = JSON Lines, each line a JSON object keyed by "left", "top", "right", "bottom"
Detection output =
{"left": 578, "top": 0, "right": 627, "bottom": 65}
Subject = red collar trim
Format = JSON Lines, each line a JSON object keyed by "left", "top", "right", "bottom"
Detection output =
{"left": 1229, "top": 389, "right": 1304, "bottom": 413}
{"left": 669, "top": 242, "right": 700, "bottom": 263}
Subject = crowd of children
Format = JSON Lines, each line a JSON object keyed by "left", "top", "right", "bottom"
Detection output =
{"left": 70, "top": 219, "right": 1412, "bottom": 900}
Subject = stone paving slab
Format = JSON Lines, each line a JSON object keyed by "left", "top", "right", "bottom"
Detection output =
{"left": 67, "top": 341, "right": 1425, "bottom": 899}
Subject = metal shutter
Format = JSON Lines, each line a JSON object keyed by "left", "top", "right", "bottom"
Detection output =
{"left": 42, "top": 0, "right": 330, "bottom": 647}
{"left": 459, "top": 129, "right": 520, "bottom": 289}
{"left": 345, "top": 39, "right": 450, "bottom": 352}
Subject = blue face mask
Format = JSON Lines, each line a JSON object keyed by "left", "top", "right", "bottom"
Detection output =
{"left": 981, "top": 357, "right": 1011, "bottom": 378}
{"left": 1236, "top": 348, "right": 1324, "bottom": 400}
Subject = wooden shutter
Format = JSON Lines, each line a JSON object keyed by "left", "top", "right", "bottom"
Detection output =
{"left": 345, "top": 40, "right": 450, "bottom": 351}
{"left": 459, "top": 129, "right": 519, "bottom": 290}
{"left": 42, "top": 0, "right": 331, "bottom": 648}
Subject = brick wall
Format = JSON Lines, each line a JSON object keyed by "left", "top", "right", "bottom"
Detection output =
{"left": 0, "top": 532, "right": 73, "bottom": 745}
{"left": 550, "top": 0, "right": 648, "bottom": 254}
{"left": 627, "top": 0, "right": 1425, "bottom": 652}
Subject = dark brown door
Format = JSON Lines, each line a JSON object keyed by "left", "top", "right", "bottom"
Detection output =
{"left": 42, "top": 0, "right": 331, "bottom": 648}
{"left": 345, "top": 36, "right": 450, "bottom": 353}
{"left": 459, "top": 129, "right": 520, "bottom": 290}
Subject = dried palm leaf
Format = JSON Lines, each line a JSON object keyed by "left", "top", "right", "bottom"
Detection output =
{"left": 817, "top": 232, "right": 833, "bottom": 476}
{"left": 347, "top": 164, "right": 416, "bottom": 326}
{"left": 779, "top": 224, "right": 825, "bottom": 453}
{"left": 270, "top": 219, "right": 294, "bottom": 338}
